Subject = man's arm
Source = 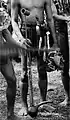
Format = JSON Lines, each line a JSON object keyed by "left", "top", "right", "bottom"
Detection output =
{"left": 11, "top": 0, "right": 31, "bottom": 48}
{"left": 2, "top": 29, "right": 26, "bottom": 49}
{"left": 45, "top": 0, "right": 57, "bottom": 47}
{"left": 11, "top": 0, "right": 23, "bottom": 41}
{"left": 51, "top": 1, "right": 70, "bottom": 21}
{"left": 53, "top": 14, "right": 70, "bottom": 21}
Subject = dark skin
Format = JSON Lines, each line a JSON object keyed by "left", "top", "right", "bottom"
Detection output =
{"left": 0, "top": 29, "right": 17, "bottom": 119}
{"left": 11, "top": 0, "right": 58, "bottom": 116}
{"left": 11, "top": 0, "right": 58, "bottom": 48}
{"left": 51, "top": 0, "right": 70, "bottom": 106}
{"left": 0, "top": 7, "right": 26, "bottom": 119}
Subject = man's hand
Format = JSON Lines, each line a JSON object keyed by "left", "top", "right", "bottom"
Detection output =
{"left": 64, "top": 15, "right": 70, "bottom": 22}
{"left": 12, "top": 32, "right": 31, "bottom": 50}
{"left": 22, "top": 38, "right": 32, "bottom": 49}
{"left": 19, "top": 38, "right": 32, "bottom": 51}
{"left": 17, "top": 38, "right": 31, "bottom": 55}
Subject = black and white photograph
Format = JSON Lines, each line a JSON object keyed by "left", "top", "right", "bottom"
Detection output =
{"left": 0, "top": 0, "right": 70, "bottom": 120}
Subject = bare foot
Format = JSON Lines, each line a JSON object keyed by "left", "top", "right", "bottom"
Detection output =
{"left": 7, "top": 114, "right": 22, "bottom": 120}
{"left": 7, "top": 108, "right": 14, "bottom": 119}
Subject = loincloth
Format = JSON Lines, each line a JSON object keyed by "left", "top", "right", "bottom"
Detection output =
{"left": 21, "top": 24, "right": 45, "bottom": 48}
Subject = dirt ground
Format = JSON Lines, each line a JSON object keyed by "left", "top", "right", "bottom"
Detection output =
{"left": 0, "top": 60, "right": 70, "bottom": 120}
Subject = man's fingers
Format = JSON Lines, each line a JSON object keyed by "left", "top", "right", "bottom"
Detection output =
{"left": 27, "top": 39, "right": 31, "bottom": 43}
{"left": 23, "top": 41, "right": 31, "bottom": 47}
{"left": 23, "top": 39, "right": 32, "bottom": 47}
{"left": 27, "top": 39, "right": 32, "bottom": 45}
{"left": 22, "top": 44, "right": 27, "bottom": 49}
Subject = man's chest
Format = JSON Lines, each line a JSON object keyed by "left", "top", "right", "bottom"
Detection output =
{"left": 20, "top": 0, "right": 45, "bottom": 9}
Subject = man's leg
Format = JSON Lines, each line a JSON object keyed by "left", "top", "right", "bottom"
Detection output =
{"left": 37, "top": 54, "right": 47, "bottom": 101}
{"left": 1, "top": 59, "right": 16, "bottom": 118}
{"left": 60, "top": 71, "right": 69, "bottom": 106}
{"left": 60, "top": 56, "right": 69, "bottom": 106}
{"left": 59, "top": 30, "right": 69, "bottom": 106}
{"left": 18, "top": 55, "right": 28, "bottom": 116}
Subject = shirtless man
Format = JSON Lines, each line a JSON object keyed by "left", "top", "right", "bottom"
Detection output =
{"left": 51, "top": 0, "right": 70, "bottom": 106}
{"left": 0, "top": 6, "right": 27, "bottom": 120}
{"left": 11, "top": 0, "right": 58, "bottom": 117}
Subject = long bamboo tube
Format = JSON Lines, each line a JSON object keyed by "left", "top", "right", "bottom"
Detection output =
{"left": 0, "top": 43, "right": 19, "bottom": 58}
{"left": 67, "top": 21, "right": 70, "bottom": 70}
{"left": 0, "top": 29, "right": 25, "bottom": 58}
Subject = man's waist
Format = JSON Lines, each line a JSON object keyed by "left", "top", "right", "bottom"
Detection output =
{"left": 21, "top": 22, "right": 48, "bottom": 32}
{"left": 21, "top": 23, "right": 36, "bottom": 29}
{"left": 20, "top": 23, "right": 36, "bottom": 34}
{"left": 27, "top": 24, "right": 36, "bottom": 28}
{"left": 21, "top": 20, "right": 45, "bottom": 27}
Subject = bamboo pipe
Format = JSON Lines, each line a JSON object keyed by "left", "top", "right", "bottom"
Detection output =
{"left": 0, "top": 43, "right": 20, "bottom": 58}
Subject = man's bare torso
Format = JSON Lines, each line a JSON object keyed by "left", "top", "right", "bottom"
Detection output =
{"left": 12, "top": 0, "right": 47, "bottom": 24}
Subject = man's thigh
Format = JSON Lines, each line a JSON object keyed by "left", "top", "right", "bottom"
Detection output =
{"left": 58, "top": 32, "right": 69, "bottom": 74}
{"left": 57, "top": 32, "right": 69, "bottom": 61}
{"left": 0, "top": 59, "right": 16, "bottom": 82}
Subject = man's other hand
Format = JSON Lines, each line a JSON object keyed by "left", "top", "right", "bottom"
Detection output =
{"left": 12, "top": 32, "right": 31, "bottom": 50}
{"left": 22, "top": 38, "right": 32, "bottom": 49}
